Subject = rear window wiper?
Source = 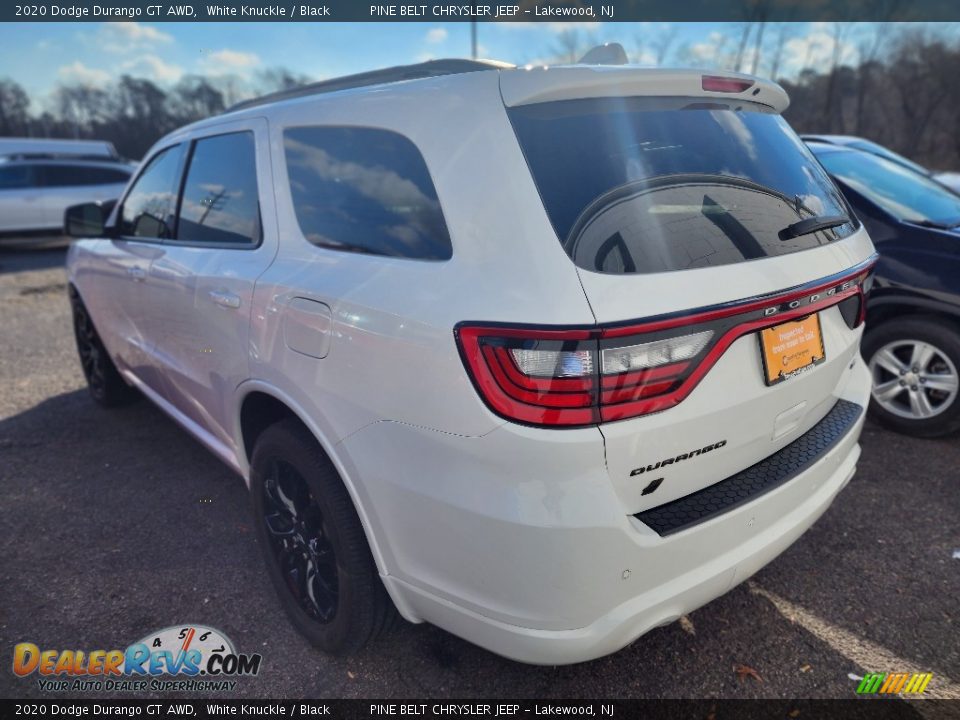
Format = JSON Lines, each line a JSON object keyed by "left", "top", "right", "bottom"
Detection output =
{"left": 779, "top": 214, "right": 850, "bottom": 240}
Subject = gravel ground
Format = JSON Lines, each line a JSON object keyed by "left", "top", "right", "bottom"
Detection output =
{"left": 0, "top": 241, "right": 957, "bottom": 705}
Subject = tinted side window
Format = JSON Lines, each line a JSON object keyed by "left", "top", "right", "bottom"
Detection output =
{"left": 283, "top": 126, "right": 452, "bottom": 260}
{"left": 37, "top": 165, "right": 126, "bottom": 187}
{"left": 37, "top": 165, "right": 84, "bottom": 187}
{"left": 177, "top": 132, "right": 259, "bottom": 246}
{"left": 0, "top": 165, "right": 35, "bottom": 190}
{"left": 86, "top": 167, "right": 132, "bottom": 185}
{"left": 120, "top": 145, "right": 184, "bottom": 239}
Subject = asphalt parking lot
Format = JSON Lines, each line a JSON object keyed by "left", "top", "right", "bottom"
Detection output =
{"left": 1, "top": 240, "right": 958, "bottom": 704}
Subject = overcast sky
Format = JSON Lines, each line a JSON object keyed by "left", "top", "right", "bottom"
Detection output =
{"left": 0, "top": 21, "right": 953, "bottom": 109}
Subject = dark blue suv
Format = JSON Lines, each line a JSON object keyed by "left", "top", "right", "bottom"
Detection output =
{"left": 808, "top": 141, "right": 960, "bottom": 438}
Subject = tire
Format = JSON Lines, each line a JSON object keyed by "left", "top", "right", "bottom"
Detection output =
{"left": 250, "top": 419, "right": 396, "bottom": 655}
{"left": 862, "top": 315, "right": 960, "bottom": 438}
{"left": 69, "top": 286, "right": 139, "bottom": 407}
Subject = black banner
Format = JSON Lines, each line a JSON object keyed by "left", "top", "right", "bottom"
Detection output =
{"left": 4, "top": 0, "right": 960, "bottom": 23}
{"left": 2, "top": 699, "right": 957, "bottom": 720}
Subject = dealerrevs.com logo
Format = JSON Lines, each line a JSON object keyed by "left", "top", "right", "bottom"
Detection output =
{"left": 12, "top": 625, "right": 262, "bottom": 693}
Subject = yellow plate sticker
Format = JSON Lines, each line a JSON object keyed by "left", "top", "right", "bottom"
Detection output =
{"left": 759, "top": 314, "right": 826, "bottom": 385}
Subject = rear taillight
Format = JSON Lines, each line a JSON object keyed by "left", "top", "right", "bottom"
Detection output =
{"left": 456, "top": 257, "right": 877, "bottom": 428}
{"left": 457, "top": 326, "right": 599, "bottom": 426}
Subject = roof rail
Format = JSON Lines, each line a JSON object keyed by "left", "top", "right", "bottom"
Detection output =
{"left": 226, "top": 58, "right": 513, "bottom": 113}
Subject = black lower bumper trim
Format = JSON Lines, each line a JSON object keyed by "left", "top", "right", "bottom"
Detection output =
{"left": 634, "top": 399, "right": 864, "bottom": 537}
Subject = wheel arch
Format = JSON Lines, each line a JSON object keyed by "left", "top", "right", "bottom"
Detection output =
{"left": 865, "top": 296, "right": 960, "bottom": 334}
{"left": 233, "top": 381, "right": 416, "bottom": 618}
{"left": 235, "top": 381, "right": 346, "bottom": 484}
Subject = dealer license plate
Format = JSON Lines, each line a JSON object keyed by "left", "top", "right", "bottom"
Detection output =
{"left": 759, "top": 314, "right": 826, "bottom": 386}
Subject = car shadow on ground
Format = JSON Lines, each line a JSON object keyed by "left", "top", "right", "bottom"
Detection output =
{"left": 0, "top": 389, "right": 944, "bottom": 704}
{"left": 0, "top": 237, "right": 69, "bottom": 275}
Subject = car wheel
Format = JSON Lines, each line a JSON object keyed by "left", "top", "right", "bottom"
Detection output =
{"left": 863, "top": 316, "right": 960, "bottom": 438}
{"left": 250, "top": 419, "right": 396, "bottom": 655}
{"left": 69, "top": 286, "right": 138, "bottom": 407}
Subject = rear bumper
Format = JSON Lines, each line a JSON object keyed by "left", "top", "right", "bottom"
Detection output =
{"left": 339, "top": 355, "right": 871, "bottom": 665}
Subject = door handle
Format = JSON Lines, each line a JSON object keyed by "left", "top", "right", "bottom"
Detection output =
{"left": 127, "top": 266, "right": 146, "bottom": 281}
{"left": 208, "top": 290, "right": 241, "bottom": 309}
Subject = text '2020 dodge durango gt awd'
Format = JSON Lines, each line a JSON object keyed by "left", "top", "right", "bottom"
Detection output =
{"left": 65, "top": 59, "right": 877, "bottom": 664}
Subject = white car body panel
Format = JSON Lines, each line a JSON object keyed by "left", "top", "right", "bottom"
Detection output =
{"left": 67, "top": 64, "right": 876, "bottom": 664}
{"left": 0, "top": 186, "right": 46, "bottom": 233}
{"left": 346, "top": 360, "right": 867, "bottom": 663}
{"left": 139, "top": 117, "right": 279, "bottom": 451}
{"left": 0, "top": 158, "right": 129, "bottom": 234}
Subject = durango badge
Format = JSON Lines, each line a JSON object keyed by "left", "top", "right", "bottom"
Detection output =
{"left": 630, "top": 441, "right": 728, "bottom": 476}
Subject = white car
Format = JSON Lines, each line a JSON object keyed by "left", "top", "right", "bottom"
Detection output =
{"left": 0, "top": 156, "right": 133, "bottom": 236}
{"left": 65, "top": 59, "right": 877, "bottom": 664}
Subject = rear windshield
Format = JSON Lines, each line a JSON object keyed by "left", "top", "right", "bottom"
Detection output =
{"left": 508, "top": 97, "right": 856, "bottom": 275}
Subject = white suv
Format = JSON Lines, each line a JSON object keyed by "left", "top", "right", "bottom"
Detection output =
{"left": 65, "top": 59, "right": 877, "bottom": 664}
{"left": 0, "top": 156, "right": 133, "bottom": 236}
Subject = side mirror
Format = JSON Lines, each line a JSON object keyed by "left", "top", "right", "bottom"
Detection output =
{"left": 65, "top": 201, "right": 116, "bottom": 238}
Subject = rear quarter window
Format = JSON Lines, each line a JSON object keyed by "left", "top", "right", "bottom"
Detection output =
{"left": 283, "top": 126, "right": 452, "bottom": 260}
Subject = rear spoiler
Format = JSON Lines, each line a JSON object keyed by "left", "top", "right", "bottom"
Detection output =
{"left": 499, "top": 66, "right": 789, "bottom": 112}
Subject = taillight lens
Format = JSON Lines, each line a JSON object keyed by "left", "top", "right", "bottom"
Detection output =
{"left": 510, "top": 347, "right": 595, "bottom": 377}
{"left": 456, "top": 258, "right": 877, "bottom": 428}
{"left": 600, "top": 330, "right": 713, "bottom": 373}
{"left": 457, "top": 327, "right": 599, "bottom": 426}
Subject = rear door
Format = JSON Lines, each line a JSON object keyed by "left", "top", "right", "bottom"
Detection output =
{"left": 0, "top": 164, "right": 46, "bottom": 232}
{"left": 144, "top": 119, "right": 276, "bottom": 450}
{"left": 504, "top": 76, "right": 876, "bottom": 514}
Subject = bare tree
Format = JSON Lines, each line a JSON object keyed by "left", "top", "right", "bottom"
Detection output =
{"left": 766, "top": 23, "right": 795, "bottom": 80}
{"left": 734, "top": 22, "right": 754, "bottom": 72}
{"left": 55, "top": 85, "right": 110, "bottom": 138}
{"left": 823, "top": 22, "right": 856, "bottom": 132}
{"left": 632, "top": 30, "right": 647, "bottom": 65}
{"left": 4, "top": 26, "right": 960, "bottom": 172}
{"left": 170, "top": 76, "right": 225, "bottom": 122}
{"left": 0, "top": 79, "right": 31, "bottom": 136}
{"left": 257, "top": 67, "right": 312, "bottom": 94}
{"left": 551, "top": 29, "right": 584, "bottom": 64}
{"left": 750, "top": 21, "right": 767, "bottom": 75}
{"left": 652, "top": 25, "right": 679, "bottom": 66}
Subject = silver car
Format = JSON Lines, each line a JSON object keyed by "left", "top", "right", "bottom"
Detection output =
{"left": 0, "top": 156, "right": 134, "bottom": 236}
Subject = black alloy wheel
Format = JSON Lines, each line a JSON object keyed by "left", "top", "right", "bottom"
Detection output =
{"left": 262, "top": 458, "right": 340, "bottom": 623}
{"left": 250, "top": 419, "right": 396, "bottom": 654}
{"left": 69, "top": 286, "right": 138, "bottom": 407}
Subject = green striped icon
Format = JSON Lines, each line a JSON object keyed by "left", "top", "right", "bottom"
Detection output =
{"left": 856, "top": 672, "right": 933, "bottom": 695}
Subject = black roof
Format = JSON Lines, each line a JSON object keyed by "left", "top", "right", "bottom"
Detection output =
{"left": 227, "top": 58, "right": 509, "bottom": 113}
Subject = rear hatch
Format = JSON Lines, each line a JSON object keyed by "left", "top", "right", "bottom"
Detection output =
{"left": 501, "top": 67, "right": 876, "bottom": 515}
